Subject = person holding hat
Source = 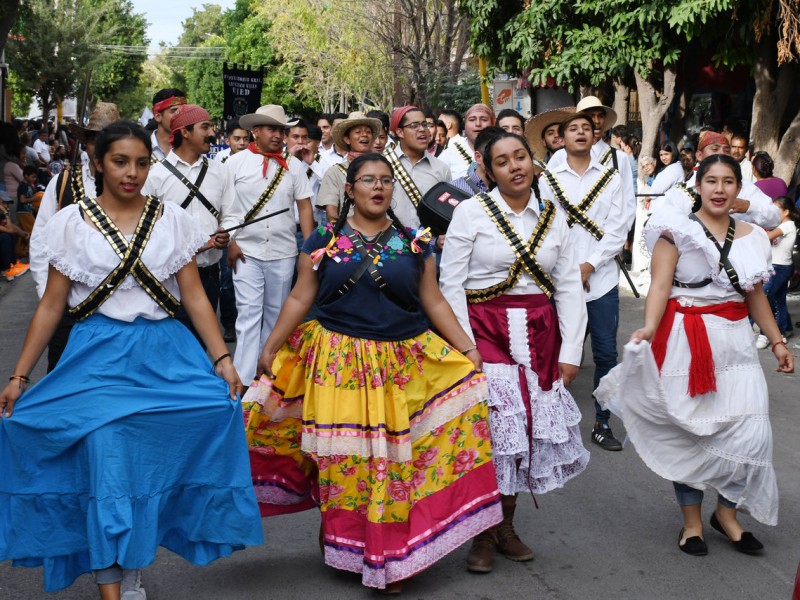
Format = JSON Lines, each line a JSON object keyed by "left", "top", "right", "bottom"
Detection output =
{"left": 29, "top": 102, "right": 121, "bottom": 374}
{"left": 540, "top": 111, "right": 631, "bottom": 451}
{"left": 439, "top": 104, "right": 495, "bottom": 179}
{"left": 142, "top": 104, "right": 233, "bottom": 346}
{"left": 222, "top": 104, "right": 314, "bottom": 384}
{"left": 150, "top": 88, "right": 187, "bottom": 161}
{"left": 385, "top": 106, "right": 451, "bottom": 229}
{"left": 524, "top": 106, "right": 575, "bottom": 169}
{"left": 316, "top": 111, "right": 381, "bottom": 222}
{"left": 654, "top": 131, "right": 779, "bottom": 228}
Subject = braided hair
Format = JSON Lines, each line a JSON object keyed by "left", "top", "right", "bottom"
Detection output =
{"left": 338, "top": 153, "right": 425, "bottom": 273}
{"left": 481, "top": 131, "right": 542, "bottom": 205}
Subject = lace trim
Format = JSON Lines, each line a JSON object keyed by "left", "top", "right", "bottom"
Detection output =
{"left": 323, "top": 499, "right": 502, "bottom": 588}
{"left": 482, "top": 362, "right": 589, "bottom": 495}
{"left": 149, "top": 229, "right": 208, "bottom": 281}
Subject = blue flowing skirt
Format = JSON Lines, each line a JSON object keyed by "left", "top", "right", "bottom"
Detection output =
{"left": 0, "top": 315, "right": 263, "bottom": 592}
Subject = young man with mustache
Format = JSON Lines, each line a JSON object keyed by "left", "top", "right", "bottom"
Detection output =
{"left": 142, "top": 104, "right": 233, "bottom": 344}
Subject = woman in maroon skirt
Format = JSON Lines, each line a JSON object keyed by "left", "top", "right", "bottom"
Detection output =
{"left": 440, "top": 130, "right": 590, "bottom": 573}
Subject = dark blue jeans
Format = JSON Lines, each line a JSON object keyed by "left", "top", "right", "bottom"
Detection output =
{"left": 765, "top": 263, "right": 794, "bottom": 334}
{"left": 219, "top": 249, "right": 237, "bottom": 328}
{"left": 0, "top": 232, "right": 16, "bottom": 271}
{"left": 586, "top": 286, "right": 619, "bottom": 424}
{"left": 673, "top": 482, "right": 736, "bottom": 508}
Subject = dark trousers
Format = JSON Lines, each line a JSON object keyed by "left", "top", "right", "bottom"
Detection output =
{"left": 219, "top": 249, "right": 237, "bottom": 328}
{"left": 0, "top": 232, "right": 16, "bottom": 271}
{"left": 586, "top": 286, "right": 620, "bottom": 424}
{"left": 47, "top": 312, "right": 76, "bottom": 372}
{"left": 176, "top": 262, "right": 220, "bottom": 349}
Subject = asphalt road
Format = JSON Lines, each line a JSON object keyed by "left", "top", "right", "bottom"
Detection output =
{"left": 1, "top": 272, "right": 798, "bottom": 600}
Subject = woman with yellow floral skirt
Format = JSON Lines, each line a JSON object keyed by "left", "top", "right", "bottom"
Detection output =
{"left": 245, "top": 153, "right": 502, "bottom": 591}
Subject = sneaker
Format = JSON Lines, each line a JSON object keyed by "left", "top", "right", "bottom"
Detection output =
{"left": 755, "top": 334, "right": 769, "bottom": 349}
{"left": 223, "top": 325, "right": 237, "bottom": 343}
{"left": 121, "top": 569, "right": 146, "bottom": 600}
{"left": 591, "top": 422, "right": 623, "bottom": 451}
{"left": 2, "top": 269, "right": 13, "bottom": 282}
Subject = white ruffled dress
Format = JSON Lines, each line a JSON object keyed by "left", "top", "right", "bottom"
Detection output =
{"left": 596, "top": 206, "right": 778, "bottom": 525}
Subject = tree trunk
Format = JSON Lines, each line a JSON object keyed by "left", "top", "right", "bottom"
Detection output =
{"left": 751, "top": 31, "right": 798, "bottom": 181}
{"left": 613, "top": 78, "right": 629, "bottom": 127}
{"left": 635, "top": 66, "right": 676, "bottom": 160}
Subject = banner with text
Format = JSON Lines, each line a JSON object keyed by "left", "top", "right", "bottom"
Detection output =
{"left": 223, "top": 63, "right": 264, "bottom": 122}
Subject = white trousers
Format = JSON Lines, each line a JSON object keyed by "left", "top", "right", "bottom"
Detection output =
{"left": 232, "top": 255, "right": 295, "bottom": 383}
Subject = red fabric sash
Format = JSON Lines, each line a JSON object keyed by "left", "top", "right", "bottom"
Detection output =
{"left": 248, "top": 142, "right": 289, "bottom": 176}
{"left": 652, "top": 299, "right": 749, "bottom": 397}
{"left": 153, "top": 96, "right": 186, "bottom": 113}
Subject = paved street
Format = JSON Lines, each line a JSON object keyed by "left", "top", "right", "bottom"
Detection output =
{"left": 1, "top": 273, "right": 798, "bottom": 600}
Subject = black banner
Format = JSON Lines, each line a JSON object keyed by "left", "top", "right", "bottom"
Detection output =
{"left": 223, "top": 63, "right": 264, "bottom": 122}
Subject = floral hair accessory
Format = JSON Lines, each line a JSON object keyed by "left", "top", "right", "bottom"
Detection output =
{"left": 410, "top": 227, "right": 432, "bottom": 253}
{"left": 310, "top": 234, "right": 341, "bottom": 270}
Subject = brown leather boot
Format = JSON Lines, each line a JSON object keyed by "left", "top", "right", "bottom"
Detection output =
{"left": 496, "top": 501, "right": 534, "bottom": 561}
{"left": 466, "top": 528, "right": 497, "bottom": 573}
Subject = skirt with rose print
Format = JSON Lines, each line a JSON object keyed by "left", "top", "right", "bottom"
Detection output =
{"left": 244, "top": 320, "right": 502, "bottom": 588}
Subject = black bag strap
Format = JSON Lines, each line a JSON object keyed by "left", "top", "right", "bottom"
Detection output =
{"left": 318, "top": 224, "right": 409, "bottom": 307}
{"left": 160, "top": 157, "right": 219, "bottom": 219}
{"left": 689, "top": 214, "right": 745, "bottom": 296}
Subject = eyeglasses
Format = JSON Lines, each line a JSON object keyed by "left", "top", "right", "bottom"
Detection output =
{"left": 400, "top": 121, "right": 434, "bottom": 131}
{"left": 355, "top": 176, "right": 395, "bottom": 188}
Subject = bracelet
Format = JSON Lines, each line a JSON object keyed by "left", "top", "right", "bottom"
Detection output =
{"left": 9, "top": 375, "right": 31, "bottom": 385}
{"left": 460, "top": 344, "right": 478, "bottom": 354}
{"left": 213, "top": 353, "right": 231, "bottom": 367}
{"left": 771, "top": 340, "right": 787, "bottom": 353}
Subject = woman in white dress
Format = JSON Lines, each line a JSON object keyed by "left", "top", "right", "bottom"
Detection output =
{"left": 440, "top": 130, "right": 589, "bottom": 573}
{"left": 597, "top": 154, "right": 793, "bottom": 557}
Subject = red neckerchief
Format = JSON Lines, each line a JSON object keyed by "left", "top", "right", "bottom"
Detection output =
{"left": 248, "top": 142, "right": 289, "bottom": 177}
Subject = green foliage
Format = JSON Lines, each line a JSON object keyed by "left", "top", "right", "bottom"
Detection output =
{"left": 8, "top": 71, "right": 33, "bottom": 117}
{"left": 183, "top": 36, "right": 226, "bottom": 118}
{"left": 424, "top": 71, "right": 482, "bottom": 114}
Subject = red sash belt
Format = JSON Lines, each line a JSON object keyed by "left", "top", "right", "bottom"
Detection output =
{"left": 652, "top": 299, "right": 748, "bottom": 397}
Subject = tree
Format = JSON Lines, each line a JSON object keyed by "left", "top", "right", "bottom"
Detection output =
{"left": 7, "top": 0, "right": 147, "bottom": 120}
{"left": 0, "top": 0, "right": 21, "bottom": 58}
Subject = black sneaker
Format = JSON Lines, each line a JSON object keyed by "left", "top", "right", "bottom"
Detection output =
{"left": 223, "top": 325, "right": 237, "bottom": 343}
{"left": 591, "top": 422, "right": 623, "bottom": 451}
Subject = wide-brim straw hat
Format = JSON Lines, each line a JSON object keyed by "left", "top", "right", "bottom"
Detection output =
{"left": 575, "top": 96, "right": 617, "bottom": 132}
{"left": 68, "top": 102, "right": 121, "bottom": 141}
{"left": 524, "top": 106, "right": 576, "bottom": 164}
{"left": 239, "top": 104, "right": 298, "bottom": 130}
{"left": 332, "top": 111, "right": 382, "bottom": 150}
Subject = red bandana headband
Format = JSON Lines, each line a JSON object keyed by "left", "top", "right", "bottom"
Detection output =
{"left": 153, "top": 96, "right": 187, "bottom": 114}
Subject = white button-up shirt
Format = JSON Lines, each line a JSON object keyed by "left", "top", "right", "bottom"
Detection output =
{"left": 389, "top": 143, "right": 451, "bottom": 228}
{"left": 142, "top": 150, "right": 234, "bottom": 267}
{"left": 150, "top": 131, "right": 168, "bottom": 162}
{"left": 539, "top": 157, "right": 628, "bottom": 302}
{"left": 222, "top": 150, "right": 312, "bottom": 261}
{"left": 438, "top": 135, "right": 473, "bottom": 180}
{"left": 30, "top": 163, "right": 97, "bottom": 298}
{"left": 440, "top": 186, "right": 587, "bottom": 365}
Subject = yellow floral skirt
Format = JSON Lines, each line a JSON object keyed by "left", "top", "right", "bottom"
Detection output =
{"left": 244, "top": 320, "right": 501, "bottom": 588}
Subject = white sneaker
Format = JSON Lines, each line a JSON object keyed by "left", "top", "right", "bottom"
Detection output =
{"left": 755, "top": 334, "right": 769, "bottom": 349}
{"left": 121, "top": 569, "right": 146, "bottom": 600}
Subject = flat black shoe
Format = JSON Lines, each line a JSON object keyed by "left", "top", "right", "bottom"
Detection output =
{"left": 223, "top": 326, "right": 237, "bottom": 343}
{"left": 710, "top": 512, "right": 764, "bottom": 554}
{"left": 678, "top": 528, "right": 708, "bottom": 556}
{"left": 591, "top": 422, "right": 623, "bottom": 451}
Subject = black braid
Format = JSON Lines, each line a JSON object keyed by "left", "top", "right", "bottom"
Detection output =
{"left": 386, "top": 207, "right": 425, "bottom": 275}
{"left": 95, "top": 171, "right": 105, "bottom": 196}
{"left": 332, "top": 194, "right": 353, "bottom": 237}
{"left": 531, "top": 171, "right": 541, "bottom": 205}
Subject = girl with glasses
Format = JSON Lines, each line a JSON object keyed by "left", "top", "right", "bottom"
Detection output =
{"left": 245, "top": 153, "right": 502, "bottom": 592}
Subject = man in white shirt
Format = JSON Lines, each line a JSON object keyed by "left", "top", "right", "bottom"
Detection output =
{"left": 539, "top": 112, "right": 633, "bottom": 451}
{"left": 223, "top": 104, "right": 315, "bottom": 382}
{"left": 438, "top": 109, "right": 463, "bottom": 143}
{"left": 655, "top": 131, "right": 780, "bottom": 228}
{"left": 33, "top": 129, "right": 51, "bottom": 164}
{"left": 730, "top": 134, "right": 755, "bottom": 183}
{"left": 439, "top": 104, "right": 494, "bottom": 180}
{"left": 142, "top": 104, "right": 232, "bottom": 346}
{"left": 386, "top": 106, "right": 452, "bottom": 229}
{"left": 150, "top": 88, "right": 187, "bottom": 162}
{"left": 316, "top": 111, "right": 381, "bottom": 222}
{"left": 213, "top": 118, "right": 250, "bottom": 164}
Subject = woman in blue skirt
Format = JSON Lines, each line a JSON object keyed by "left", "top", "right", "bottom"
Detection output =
{"left": 0, "top": 121, "right": 263, "bottom": 598}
